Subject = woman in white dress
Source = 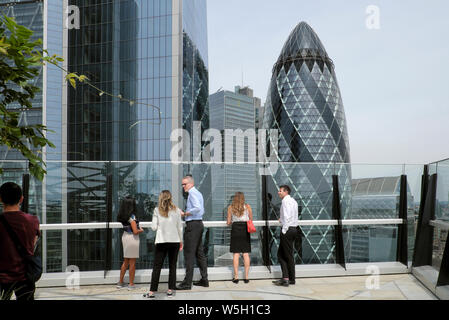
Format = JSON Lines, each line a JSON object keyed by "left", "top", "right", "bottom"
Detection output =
{"left": 116, "top": 197, "right": 143, "bottom": 290}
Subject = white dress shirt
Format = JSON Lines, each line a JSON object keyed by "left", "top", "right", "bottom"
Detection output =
{"left": 280, "top": 195, "right": 299, "bottom": 234}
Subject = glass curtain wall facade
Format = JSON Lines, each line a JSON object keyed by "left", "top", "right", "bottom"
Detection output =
{"left": 0, "top": 0, "right": 65, "bottom": 272}
{"left": 263, "top": 22, "right": 352, "bottom": 264}
{"left": 66, "top": 0, "right": 209, "bottom": 271}
{"left": 0, "top": 1, "right": 44, "bottom": 213}
{"left": 180, "top": 0, "right": 212, "bottom": 262}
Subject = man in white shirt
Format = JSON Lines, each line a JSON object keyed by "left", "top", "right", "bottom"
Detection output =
{"left": 273, "top": 185, "right": 301, "bottom": 287}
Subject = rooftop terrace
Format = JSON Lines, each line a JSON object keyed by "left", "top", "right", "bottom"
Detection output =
{"left": 34, "top": 274, "right": 435, "bottom": 300}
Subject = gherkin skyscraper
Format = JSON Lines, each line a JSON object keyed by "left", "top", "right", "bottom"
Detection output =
{"left": 263, "top": 22, "right": 352, "bottom": 264}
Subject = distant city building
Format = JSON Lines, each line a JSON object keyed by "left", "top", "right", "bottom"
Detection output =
{"left": 262, "top": 22, "right": 352, "bottom": 264}
{"left": 209, "top": 85, "right": 262, "bottom": 266}
{"left": 349, "top": 176, "right": 415, "bottom": 262}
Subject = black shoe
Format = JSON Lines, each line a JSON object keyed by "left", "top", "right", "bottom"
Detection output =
{"left": 232, "top": 278, "right": 239, "bottom": 284}
{"left": 176, "top": 282, "right": 192, "bottom": 290}
{"left": 244, "top": 279, "right": 250, "bottom": 284}
{"left": 272, "top": 279, "right": 289, "bottom": 287}
{"left": 193, "top": 279, "right": 209, "bottom": 287}
{"left": 143, "top": 291, "right": 155, "bottom": 299}
{"left": 289, "top": 280, "right": 296, "bottom": 285}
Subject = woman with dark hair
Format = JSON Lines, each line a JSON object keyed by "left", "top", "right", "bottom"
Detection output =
{"left": 117, "top": 197, "right": 143, "bottom": 290}
{"left": 226, "top": 192, "right": 253, "bottom": 284}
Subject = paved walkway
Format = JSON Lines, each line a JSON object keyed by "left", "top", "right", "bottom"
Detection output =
{"left": 34, "top": 274, "right": 437, "bottom": 300}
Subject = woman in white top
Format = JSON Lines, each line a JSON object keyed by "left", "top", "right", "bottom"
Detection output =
{"left": 144, "top": 190, "right": 183, "bottom": 298}
{"left": 226, "top": 192, "right": 253, "bottom": 284}
{"left": 117, "top": 197, "right": 144, "bottom": 290}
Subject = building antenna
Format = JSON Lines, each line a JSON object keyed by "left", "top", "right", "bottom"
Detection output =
{"left": 241, "top": 68, "right": 244, "bottom": 87}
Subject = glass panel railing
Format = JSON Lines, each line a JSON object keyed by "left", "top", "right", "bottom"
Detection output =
{"left": 435, "top": 162, "right": 449, "bottom": 222}
{"left": 111, "top": 228, "right": 156, "bottom": 271}
{"left": 0, "top": 161, "right": 428, "bottom": 273}
{"left": 431, "top": 224, "right": 448, "bottom": 270}
{"left": 204, "top": 226, "right": 266, "bottom": 268}
{"left": 67, "top": 229, "right": 108, "bottom": 272}
{"left": 343, "top": 224, "right": 398, "bottom": 263}
{"left": 428, "top": 158, "right": 449, "bottom": 272}
{"left": 44, "top": 230, "right": 63, "bottom": 272}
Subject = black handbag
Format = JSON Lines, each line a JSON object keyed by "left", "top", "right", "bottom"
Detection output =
{"left": 0, "top": 214, "right": 42, "bottom": 283}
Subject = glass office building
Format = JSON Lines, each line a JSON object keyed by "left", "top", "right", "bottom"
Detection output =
{"left": 65, "top": 0, "right": 209, "bottom": 271}
{"left": 263, "top": 22, "right": 352, "bottom": 264}
{"left": 0, "top": 0, "right": 65, "bottom": 272}
{"left": 0, "top": 0, "right": 45, "bottom": 216}
{"left": 209, "top": 86, "right": 262, "bottom": 266}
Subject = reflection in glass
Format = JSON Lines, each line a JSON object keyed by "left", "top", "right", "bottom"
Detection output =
{"left": 344, "top": 225, "right": 398, "bottom": 263}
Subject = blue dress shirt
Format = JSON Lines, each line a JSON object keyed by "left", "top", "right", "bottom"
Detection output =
{"left": 185, "top": 187, "right": 204, "bottom": 221}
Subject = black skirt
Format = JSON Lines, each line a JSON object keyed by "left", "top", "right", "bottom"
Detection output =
{"left": 230, "top": 222, "right": 251, "bottom": 253}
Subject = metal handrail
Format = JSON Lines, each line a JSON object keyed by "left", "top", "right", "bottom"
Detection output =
{"left": 39, "top": 219, "right": 404, "bottom": 231}
{"left": 429, "top": 219, "right": 449, "bottom": 231}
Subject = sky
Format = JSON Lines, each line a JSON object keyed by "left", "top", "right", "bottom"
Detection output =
{"left": 207, "top": 0, "right": 449, "bottom": 165}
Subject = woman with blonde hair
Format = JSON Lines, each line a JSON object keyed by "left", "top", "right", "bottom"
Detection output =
{"left": 226, "top": 192, "right": 253, "bottom": 284}
{"left": 144, "top": 190, "right": 183, "bottom": 299}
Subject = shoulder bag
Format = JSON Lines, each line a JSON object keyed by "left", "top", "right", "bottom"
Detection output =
{"left": 247, "top": 220, "right": 256, "bottom": 233}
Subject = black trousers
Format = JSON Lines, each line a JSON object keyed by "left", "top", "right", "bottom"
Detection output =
{"left": 183, "top": 220, "right": 208, "bottom": 284}
{"left": 150, "top": 242, "right": 180, "bottom": 291}
{"left": 0, "top": 280, "right": 35, "bottom": 300}
{"left": 277, "top": 226, "right": 301, "bottom": 281}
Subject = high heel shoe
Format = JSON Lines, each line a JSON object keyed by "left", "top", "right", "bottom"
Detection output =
{"left": 232, "top": 278, "right": 239, "bottom": 284}
{"left": 244, "top": 279, "right": 250, "bottom": 284}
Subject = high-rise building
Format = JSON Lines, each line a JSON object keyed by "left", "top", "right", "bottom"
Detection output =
{"left": 209, "top": 86, "right": 262, "bottom": 266}
{"left": 0, "top": 0, "right": 64, "bottom": 163}
{"left": 0, "top": 0, "right": 209, "bottom": 272}
{"left": 0, "top": 0, "right": 65, "bottom": 272}
{"left": 63, "top": 0, "right": 210, "bottom": 271}
{"left": 263, "top": 22, "right": 352, "bottom": 264}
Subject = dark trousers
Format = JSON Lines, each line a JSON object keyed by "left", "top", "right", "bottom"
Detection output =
{"left": 183, "top": 220, "right": 208, "bottom": 284}
{"left": 277, "top": 227, "right": 300, "bottom": 281}
{"left": 0, "top": 280, "right": 35, "bottom": 300}
{"left": 150, "top": 243, "right": 180, "bottom": 291}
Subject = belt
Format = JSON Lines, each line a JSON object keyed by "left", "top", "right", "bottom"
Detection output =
{"left": 186, "top": 220, "right": 203, "bottom": 223}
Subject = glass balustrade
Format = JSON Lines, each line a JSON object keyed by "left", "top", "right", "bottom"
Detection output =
{"left": 0, "top": 161, "right": 430, "bottom": 273}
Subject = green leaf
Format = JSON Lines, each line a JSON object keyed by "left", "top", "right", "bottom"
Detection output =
{"left": 78, "top": 75, "right": 89, "bottom": 82}
{"left": 0, "top": 15, "right": 73, "bottom": 181}
{"left": 69, "top": 77, "right": 76, "bottom": 88}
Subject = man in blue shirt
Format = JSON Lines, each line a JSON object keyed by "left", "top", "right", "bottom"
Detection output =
{"left": 176, "top": 175, "right": 209, "bottom": 290}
